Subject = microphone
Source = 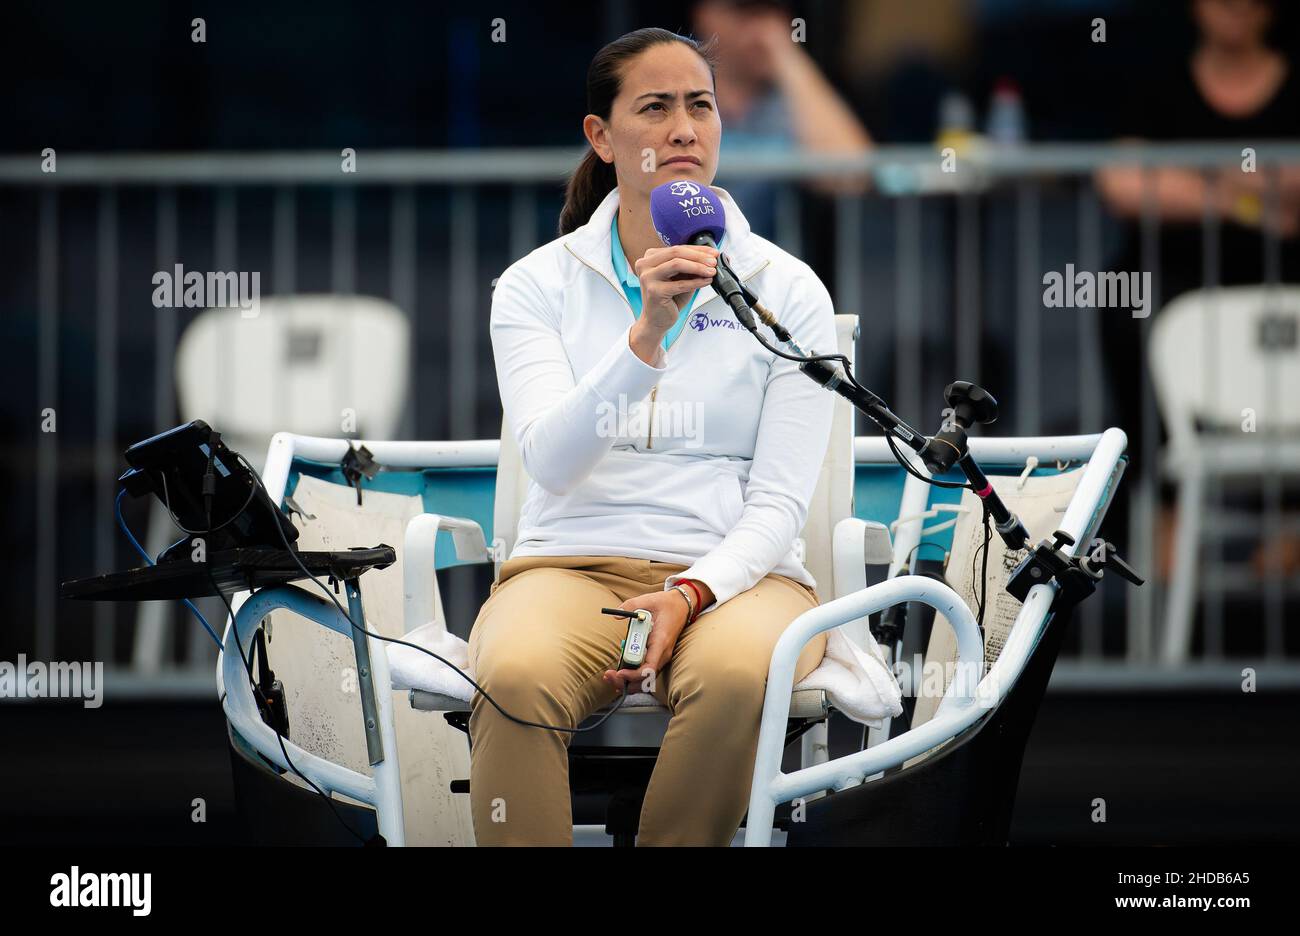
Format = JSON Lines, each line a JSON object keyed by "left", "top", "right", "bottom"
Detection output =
{"left": 650, "top": 180, "right": 854, "bottom": 389}
{"left": 649, "top": 180, "right": 754, "bottom": 324}
{"left": 918, "top": 381, "right": 998, "bottom": 476}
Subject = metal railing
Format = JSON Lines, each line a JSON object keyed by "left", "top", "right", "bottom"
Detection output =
{"left": 5, "top": 142, "right": 1298, "bottom": 694}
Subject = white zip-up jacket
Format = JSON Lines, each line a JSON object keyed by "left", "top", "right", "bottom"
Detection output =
{"left": 489, "top": 185, "right": 837, "bottom": 613}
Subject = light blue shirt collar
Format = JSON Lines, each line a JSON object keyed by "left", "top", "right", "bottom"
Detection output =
{"left": 611, "top": 217, "right": 722, "bottom": 350}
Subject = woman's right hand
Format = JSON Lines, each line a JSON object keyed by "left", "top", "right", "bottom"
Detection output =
{"left": 632, "top": 244, "right": 719, "bottom": 330}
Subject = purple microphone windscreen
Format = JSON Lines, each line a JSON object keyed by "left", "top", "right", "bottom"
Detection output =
{"left": 650, "top": 180, "right": 726, "bottom": 247}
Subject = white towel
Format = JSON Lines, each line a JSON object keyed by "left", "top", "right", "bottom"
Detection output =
{"left": 387, "top": 622, "right": 474, "bottom": 698}
{"left": 388, "top": 620, "right": 903, "bottom": 726}
{"left": 795, "top": 624, "right": 902, "bottom": 727}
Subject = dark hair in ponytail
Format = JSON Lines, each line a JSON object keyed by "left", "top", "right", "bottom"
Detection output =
{"left": 558, "top": 28, "right": 717, "bottom": 236}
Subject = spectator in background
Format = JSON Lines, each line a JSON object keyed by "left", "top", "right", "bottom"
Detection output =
{"left": 691, "top": 0, "right": 872, "bottom": 236}
{"left": 1096, "top": 0, "right": 1300, "bottom": 579}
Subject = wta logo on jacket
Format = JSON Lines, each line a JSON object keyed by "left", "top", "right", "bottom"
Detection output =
{"left": 689, "top": 311, "right": 746, "bottom": 332}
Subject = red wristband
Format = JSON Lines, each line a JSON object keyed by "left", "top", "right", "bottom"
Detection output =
{"left": 680, "top": 579, "right": 704, "bottom": 622}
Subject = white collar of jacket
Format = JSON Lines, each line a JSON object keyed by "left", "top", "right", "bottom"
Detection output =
{"left": 561, "top": 184, "right": 771, "bottom": 313}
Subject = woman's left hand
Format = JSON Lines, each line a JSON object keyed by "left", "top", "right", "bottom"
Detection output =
{"left": 602, "top": 589, "right": 693, "bottom": 697}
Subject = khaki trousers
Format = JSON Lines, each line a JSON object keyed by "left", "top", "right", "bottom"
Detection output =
{"left": 466, "top": 555, "right": 826, "bottom": 846}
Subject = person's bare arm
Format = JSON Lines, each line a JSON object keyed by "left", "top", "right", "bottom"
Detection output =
{"left": 1097, "top": 160, "right": 1300, "bottom": 235}
{"left": 771, "top": 43, "right": 871, "bottom": 154}
{"left": 759, "top": 23, "right": 871, "bottom": 195}
{"left": 1095, "top": 161, "right": 1224, "bottom": 223}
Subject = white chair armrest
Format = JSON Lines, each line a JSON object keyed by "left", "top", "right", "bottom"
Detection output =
{"left": 403, "top": 513, "right": 491, "bottom": 635}
{"left": 745, "top": 574, "right": 984, "bottom": 846}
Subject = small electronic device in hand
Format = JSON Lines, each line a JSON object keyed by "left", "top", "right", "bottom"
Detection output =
{"left": 601, "top": 608, "right": 654, "bottom": 670}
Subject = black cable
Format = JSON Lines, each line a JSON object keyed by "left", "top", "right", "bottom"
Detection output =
{"left": 193, "top": 475, "right": 368, "bottom": 846}
{"left": 835, "top": 367, "right": 970, "bottom": 490}
{"left": 206, "top": 563, "right": 368, "bottom": 845}
{"left": 978, "top": 506, "right": 992, "bottom": 635}
{"left": 160, "top": 469, "right": 260, "bottom": 535}
{"left": 230, "top": 451, "right": 633, "bottom": 737}
{"left": 736, "top": 314, "right": 974, "bottom": 493}
{"left": 740, "top": 303, "right": 1005, "bottom": 669}
{"left": 741, "top": 303, "right": 1032, "bottom": 738}
{"left": 904, "top": 540, "right": 947, "bottom": 568}
{"left": 749, "top": 305, "right": 1015, "bottom": 649}
{"left": 969, "top": 500, "right": 994, "bottom": 636}
{"left": 197, "top": 449, "right": 643, "bottom": 845}
{"left": 884, "top": 432, "right": 971, "bottom": 491}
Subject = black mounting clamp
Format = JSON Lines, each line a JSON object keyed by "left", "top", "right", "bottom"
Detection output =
{"left": 340, "top": 444, "right": 380, "bottom": 506}
{"left": 1007, "top": 529, "right": 1144, "bottom": 612}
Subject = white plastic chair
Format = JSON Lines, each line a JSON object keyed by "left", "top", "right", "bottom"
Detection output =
{"left": 175, "top": 294, "right": 410, "bottom": 465}
{"left": 1148, "top": 286, "right": 1300, "bottom": 665}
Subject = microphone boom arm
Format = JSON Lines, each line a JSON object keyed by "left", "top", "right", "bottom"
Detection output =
{"left": 735, "top": 291, "right": 1031, "bottom": 553}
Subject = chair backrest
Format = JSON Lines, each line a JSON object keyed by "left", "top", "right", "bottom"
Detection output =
{"left": 800, "top": 315, "right": 859, "bottom": 599}
{"left": 493, "top": 315, "right": 861, "bottom": 594}
{"left": 1149, "top": 285, "right": 1300, "bottom": 449}
{"left": 176, "top": 294, "right": 410, "bottom": 469}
